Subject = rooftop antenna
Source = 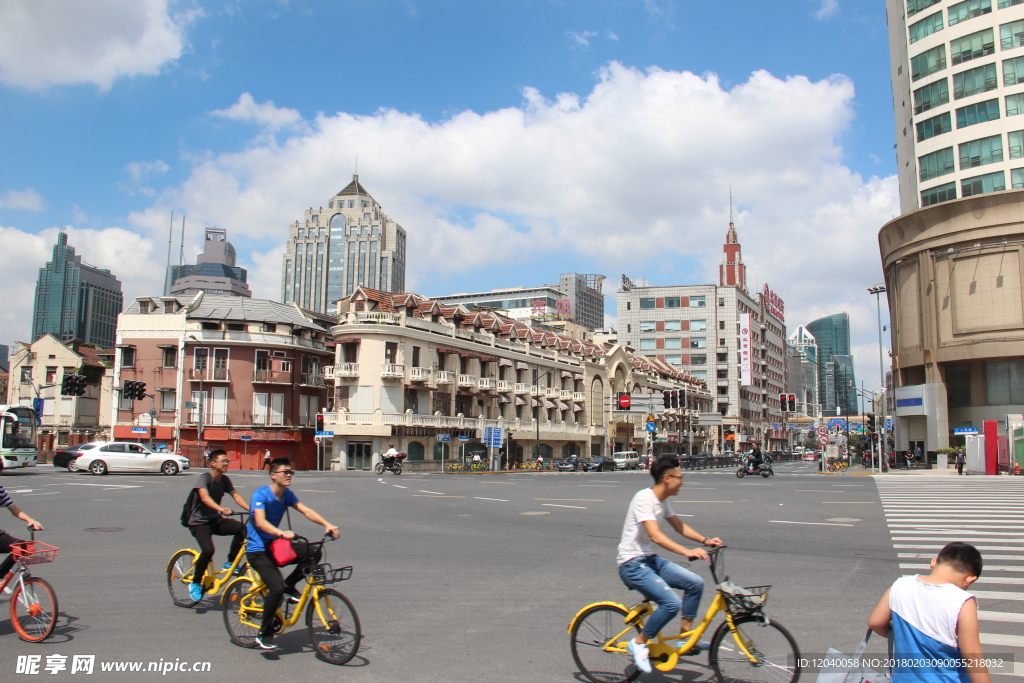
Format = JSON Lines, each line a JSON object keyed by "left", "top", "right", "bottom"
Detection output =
{"left": 178, "top": 214, "right": 186, "bottom": 266}
{"left": 729, "top": 187, "right": 733, "bottom": 227}
{"left": 164, "top": 210, "right": 174, "bottom": 296}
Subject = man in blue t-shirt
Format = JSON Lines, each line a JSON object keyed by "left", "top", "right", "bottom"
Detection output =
{"left": 246, "top": 457, "right": 339, "bottom": 650}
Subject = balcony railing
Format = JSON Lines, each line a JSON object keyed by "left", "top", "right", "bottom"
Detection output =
{"left": 301, "top": 373, "right": 326, "bottom": 387}
{"left": 253, "top": 369, "right": 289, "bottom": 383}
{"left": 530, "top": 386, "right": 542, "bottom": 396}
{"left": 514, "top": 383, "right": 530, "bottom": 394}
{"left": 321, "top": 410, "right": 594, "bottom": 437}
{"left": 187, "top": 368, "right": 230, "bottom": 382}
{"left": 496, "top": 380, "right": 513, "bottom": 392}
{"left": 559, "top": 390, "right": 572, "bottom": 400}
{"left": 437, "top": 371, "right": 455, "bottom": 384}
{"left": 545, "top": 388, "right": 559, "bottom": 399}
{"left": 572, "top": 392, "right": 585, "bottom": 402}
{"left": 333, "top": 363, "right": 359, "bottom": 377}
{"left": 381, "top": 363, "right": 405, "bottom": 379}
{"left": 458, "top": 374, "right": 477, "bottom": 388}
{"left": 477, "top": 378, "right": 495, "bottom": 391}
{"left": 409, "top": 367, "right": 430, "bottom": 381}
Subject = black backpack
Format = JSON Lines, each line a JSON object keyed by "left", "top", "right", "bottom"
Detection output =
{"left": 179, "top": 488, "right": 199, "bottom": 527}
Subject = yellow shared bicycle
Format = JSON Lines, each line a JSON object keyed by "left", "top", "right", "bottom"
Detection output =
{"left": 221, "top": 534, "right": 361, "bottom": 665}
{"left": 568, "top": 547, "right": 800, "bottom": 683}
{"left": 166, "top": 512, "right": 254, "bottom": 608}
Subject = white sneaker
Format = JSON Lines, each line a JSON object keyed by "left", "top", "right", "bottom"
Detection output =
{"left": 627, "top": 639, "right": 652, "bottom": 674}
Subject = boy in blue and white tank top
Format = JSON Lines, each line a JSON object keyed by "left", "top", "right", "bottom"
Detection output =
{"left": 868, "top": 542, "right": 990, "bottom": 683}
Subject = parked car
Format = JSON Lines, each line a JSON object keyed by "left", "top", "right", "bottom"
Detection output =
{"left": 53, "top": 442, "right": 103, "bottom": 471}
{"left": 803, "top": 451, "right": 819, "bottom": 461}
{"left": 555, "top": 454, "right": 588, "bottom": 471}
{"left": 612, "top": 451, "right": 640, "bottom": 470}
{"left": 585, "top": 456, "right": 616, "bottom": 472}
{"left": 75, "top": 442, "right": 190, "bottom": 476}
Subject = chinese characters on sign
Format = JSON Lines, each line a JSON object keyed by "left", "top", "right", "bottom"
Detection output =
{"left": 555, "top": 299, "right": 571, "bottom": 316}
{"left": 739, "top": 313, "right": 753, "bottom": 386}
{"left": 531, "top": 299, "right": 546, "bottom": 317}
{"left": 761, "top": 284, "right": 785, "bottom": 322}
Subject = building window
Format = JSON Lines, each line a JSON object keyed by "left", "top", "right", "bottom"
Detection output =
{"left": 160, "top": 390, "right": 176, "bottom": 411}
{"left": 961, "top": 170, "right": 1006, "bottom": 196}
{"left": 912, "top": 45, "right": 947, "bottom": 80}
{"left": 910, "top": 11, "right": 944, "bottom": 44}
{"left": 985, "top": 359, "right": 1024, "bottom": 404}
{"left": 162, "top": 347, "right": 177, "bottom": 368}
{"left": 1001, "top": 19, "right": 1024, "bottom": 50}
{"left": 691, "top": 319, "right": 707, "bottom": 331}
{"left": 690, "top": 371, "right": 707, "bottom": 381}
{"left": 946, "top": 363, "right": 972, "bottom": 408}
{"left": 947, "top": 0, "right": 992, "bottom": 27}
{"left": 999, "top": 0, "right": 1024, "bottom": 7}
{"left": 227, "top": 323, "right": 245, "bottom": 331}
{"left": 916, "top": 112, "right": 952, "bottom": 141}
{"left": 953, "top": 62, "right": 997, "bottom": 98}
{"left": 639, "top": 339, "right": 656, "bottom": 350}
{"left": 1013, "top": 167, "right": 1024, "bottom": 188}
{"left": 719, "top": 338, "right": 727, "bottom": 346}
{"left": 662, "top": 296, "right": 679, "bottom": 308}
{"left": 719, "top": 320, "right": 726, "bottom": 330}
{"left": 1010, "top": 130, "right": 1024, "bottom": 158}
{"left": 717, "top": 353, "right": 728, "bottom": 362}
{"left": 44, "top": 366, "right": 56, "bottom": 383}
{"left": 690, "top": 338, "right": 707, "bottom": 349}
{"left": 717, "top": 369, "right": 728, "bottom": 379}
{"left": 639, "top": 298, "right": 656, "bottom": 309}
{"left": 665, "top": 355, "right": 682, "bottom": 366}
{"left": 718, "top": 386, "right": 729, "bottom": 395}
{"left": 955, "top": 98, "right": 1000, "bottom": 127}
{"left": 959, "top": 135, "right": 1003, "bottom": 168}
{"left": 262, "top": 323, "right": 277, "bottom": 333}
{"left": 665, "top": 338, "right": 682, "bottom": 349}
{"left": 908, "top": 0, "right": 942, "bottom": 17}
{"left": 1008, "top": 94, "right": 1024, "bottom": 119}
{"left": 952, "top": 28, "right": 995, "bottom": 65}
{"left": 921, "top": 181, "right": 958, "bottom": 206}
{"left": 690, "top": 296, "right": 706, "bottom": 307}
{"left": 919, "top": 147, "right": 956, "bottom": 181}
{"left": 640, "top": 321, "right": 656, "bottom": 332}
{"left": 690, "top": 355, "right": 707, "bottom": 366}
{"left": 120, "top": 347, "right": 135, "bottom": 368}
{"left": 1004, "top": 56, "right": 1024, "bottom": 86}
{"left": 913, "top": 78, "right": 949, "bottom": 114}
{"left": 664, "top": 320, "right": 681, "bottom": 331}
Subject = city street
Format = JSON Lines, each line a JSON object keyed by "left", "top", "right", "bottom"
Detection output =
{"left": 1, "top": 462, "right": 1021, "bottom": 682}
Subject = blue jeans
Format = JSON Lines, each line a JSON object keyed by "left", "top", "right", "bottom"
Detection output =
{"left": 618, "top": 555, "right": 705, "bottom": 639}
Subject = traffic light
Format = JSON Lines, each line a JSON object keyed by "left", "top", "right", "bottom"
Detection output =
{"left": 61, "top": 374, "right": 74, "bottom": 396}
{"left": 866, "top": 412, "right": 876, "bottom": 432}
{"left": 788, "top": 394, "right": 796, "bottom": 412}
{"left": 670, "top": 391, "right": 679, "bottom": 409}
{"left": 135, "top": 382, "right": 147, "bottom": 400}
{"left": 779, "top": 393, "right": 787, "bottom": 411}
{"left": 122, "top": 380, "right": 146, "bottom": 401}
{"left": 663, "top": 391, "right": 671, "bottom": 409}
{"left": 73, "top": 374, "right": 88, "bottom": 396}
{"left": 316, "top": 414, "right": 324, "bottom": 431}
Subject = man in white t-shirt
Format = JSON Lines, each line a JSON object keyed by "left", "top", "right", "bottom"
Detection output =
{"left": 618, "top": 454, "right": 723, "bottom": 674}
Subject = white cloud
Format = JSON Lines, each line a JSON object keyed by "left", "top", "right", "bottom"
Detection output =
{"left": 0, "top": 189, "right": 44, "bottom": 211}
{"left": 126, "top": 159, "right": 170, "bottom": 183}
{"left": 814, "top": 0, "right": 840, "bottom": 20}
{"left": 210, "top": 93, "right": 304, "bottom": 131}
{"left": 568, "top": 30, "right": 599, "bottom": 48}
{"left": 0, "top": 0, "right": 202, "bottom": 91}
{"left": 72, "top": 205, "right": 88, "bottom": 224}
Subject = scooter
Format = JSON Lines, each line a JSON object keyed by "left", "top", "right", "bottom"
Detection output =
{"left": 376, "top": 453, "right": 406, "bottom": 475}
{"left": 736, "top": 457, "right": 772, "bottom": 478}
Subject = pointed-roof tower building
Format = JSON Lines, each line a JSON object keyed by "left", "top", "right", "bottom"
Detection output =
{"left": 719, "top": 198, "right": 747, "bottom": 292}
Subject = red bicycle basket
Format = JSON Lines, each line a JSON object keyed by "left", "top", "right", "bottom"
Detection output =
{"left": 10, "top": 541, "right": 59, "bottom": 565}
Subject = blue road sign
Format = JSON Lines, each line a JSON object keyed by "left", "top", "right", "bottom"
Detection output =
{"left": 458, "top": 435, "right": 470, "bottom": 441}
{"left": 437, "top": 434, "right": 451, "bottom": 442}
{"left": 131, "top": 427, "right": 147, "bottom": 433}
{"left": 953, "top": 427, "right": 978, "bottom": 434}
{"left": 33, "top": 398, "right": 43, "bottom": 426}
{"left": 828, "top": 418, "right": 844, "bottom": 426}
{"left": 481, "top": 426, "right": 504, "bottom": 448}
{"left": 645, "top": 422, "right": 657, "bottom": 433}
{"left": 240, "top": 435, "right": 252, "bottom": 440}
{"left": 314, "top": 431, "right": 334, "bottom": 436}
{"left": 886, "top": 418, "right": 893, "bottom": 430}
{"left": 772, "top": 423, "right": 780, "bottom": 430}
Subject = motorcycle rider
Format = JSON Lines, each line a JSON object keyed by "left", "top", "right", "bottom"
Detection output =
{"left": 382, "top": 444, "right": 400, "bottom": 470}
{"left": 746, "top": 446, "right": 764, "bottom": 474}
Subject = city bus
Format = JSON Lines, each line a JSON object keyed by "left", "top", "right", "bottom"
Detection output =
{"left": 0, "top": 405, "right": 38, "bottom": 470}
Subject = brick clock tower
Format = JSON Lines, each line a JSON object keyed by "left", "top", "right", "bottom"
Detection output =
{"left": 719, "top": 198, "right": 747, "bottom": 292}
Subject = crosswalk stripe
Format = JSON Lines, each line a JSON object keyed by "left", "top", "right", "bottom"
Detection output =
{"left": 981, "top": 633, "right": 1024, "bottom": 647}
{"left": 899, "top": 563, "right": 1024, "bottom": 572}
{"left": 979, "top": 610, "right": 1024, "bottom": 623}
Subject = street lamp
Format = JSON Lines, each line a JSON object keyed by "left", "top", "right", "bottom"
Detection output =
{"left": 867, "top": 285, "right": 888, "bottom": 473}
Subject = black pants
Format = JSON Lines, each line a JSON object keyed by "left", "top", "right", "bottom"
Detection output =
{"left": 248, "top": 543, "right": 322, "bottom": 638}
{"left": 0, "top": 529, "right": 25, "bottom": 578}
{"left": 190, "top": 518, "right": 245, "bottom": 585}
{"left": 957, "top": 462, "right": 965, "bottom": 475}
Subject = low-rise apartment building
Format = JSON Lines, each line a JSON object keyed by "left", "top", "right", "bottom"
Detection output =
{"left": 322, "top": 287, "right": 712, "bottom": 470}
{"left": 114, "top": 293, "right": 335, "bottom": 469}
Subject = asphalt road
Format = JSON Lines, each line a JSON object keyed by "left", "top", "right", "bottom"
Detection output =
{"left": 0, "top": 461, "right": 902, "bottom": 682}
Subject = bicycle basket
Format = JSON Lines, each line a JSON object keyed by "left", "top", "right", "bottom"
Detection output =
{"left": 11, "top": 541, "right": 59, "bottom": 566}
{"left": 303, "top": 563, "right": 353, "bottom": 585}
{"left": 718, "top": 580, "right": 769, "bottom": 615}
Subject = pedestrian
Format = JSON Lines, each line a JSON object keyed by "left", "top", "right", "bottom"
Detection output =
{"left": 905, "top": 450, "right": 913, "bottom": 469}
{"left": 263, "top": 448, "right": 272, "bottom": 470}
{"left": 868, "top": 541, "right": 989, "bottom": 683}
{"left": 914, "top": 445, "right": 923, "bottom": 468}
{"left": 203, "top": 447, "right": 211, "bottom": 461}
{"left": 956, "top": 449, "right": 966, "bottom": 476}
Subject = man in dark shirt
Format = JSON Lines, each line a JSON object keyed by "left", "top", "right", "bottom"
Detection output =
{"left": 186, "top": 449, "right": 249, "bottom": 602}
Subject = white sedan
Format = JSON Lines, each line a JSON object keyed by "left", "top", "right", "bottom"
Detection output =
{"left": 75, "top": 442, "right": 191, "bottom": 476}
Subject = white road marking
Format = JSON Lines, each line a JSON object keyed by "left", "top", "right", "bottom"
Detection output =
{"left": 473, "top": 497, "right": 508, "bottom": 502}
{"left": 63, "top": 483, "right": 141, "bottom": 488}
{"left": 418, "top": 490, "right": 444, "bottom": 495}
{"left": 393, "top": 485, "right": 407, "bottom": 489}
{"left": 22, "top": 492, "right": 59, "bottom": 496}
{"left": 980, "top": 610, "right": 1024, "bottom": 623}
{"left": 769, "top": 520, "right": 854, "bottom": 527}
{"left": 541, "top": 503, "right": 587, "bottom": 509}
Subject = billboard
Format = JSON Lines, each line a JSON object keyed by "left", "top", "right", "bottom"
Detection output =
{"left": 739, "top": 313, "right": 753, "bottom": 385}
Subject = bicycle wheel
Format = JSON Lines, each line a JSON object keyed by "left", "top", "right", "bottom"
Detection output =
{"left": 307, "top": 587, "right": 361, "bottom": 664}
{"left": 710, "top": 615, "right": 800, "bottom": 683}
{"left": 167, "top": 549, "right": 200, "bottom": 607}
{"left": 11, "top": 576, "right": 59, "bottom": 642}
{"left": 570, "top": 604, "right": 642, "bottom": 683}
{"left": 222, "top": 578, "right": 264, "bottom": 648}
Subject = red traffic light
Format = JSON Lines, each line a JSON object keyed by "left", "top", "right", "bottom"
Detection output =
{"left": 618, "top": 393, "right": 631, "bottom": 409}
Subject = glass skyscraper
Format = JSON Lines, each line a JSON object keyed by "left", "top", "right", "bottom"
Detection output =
{"left": 805, "top": 313, "right": 858, "bottom": 415}
{"left": 281, "top": 175, "right": 407, "bottom": 313}
{"left": 32, "top": 232, "right": 123, "bottom": 349}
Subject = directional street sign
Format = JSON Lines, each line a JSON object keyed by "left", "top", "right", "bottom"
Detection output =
{"left": 458, "top": 435, "right": 470, "bottom": 441}
{"left": 818, "top": 435, "right": 830, "bottom": 445}
{"left": 481, "top": 427, "right": 505, "bottom": 448}
{"left": 239, "top": 435, "right": 252, "bottom": 440}
{"left": 315, "top": 431, "right": 334, "bottom": 437}
{"left": 131, "top": 427, "right": 147, "bottom": 433}
{"left": 437, "top": 434, "right": 451, "bottom": 442}
{"left": 645, "top": 422, "right": 657, "bottom": 433}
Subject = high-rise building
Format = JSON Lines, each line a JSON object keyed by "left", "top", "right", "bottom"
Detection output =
{"left": 888, "top": 0, "right": 1024, "bottom": 212}
{"left": 805, "top": 313, "right": 857, "bottom": 415}
{"left": 786, "top": 326, "right": 819, "bottom": 413}
{"left": 166, "top": 227, "right": 251, "bottom": 298}
{"left": 617, "top": 217, "right": 788, "bottom": 451}
{"left": 433, "top": 273, "right": 606, "bottom": 330}
{"left": 32, "top": 232, "right": 123, "bottom": 349}
{"left": 281, "top": 175, "right": 407, "bottom": 313}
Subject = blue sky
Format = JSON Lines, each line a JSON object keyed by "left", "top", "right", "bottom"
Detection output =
{"left": 0, "top": 0, "right": 897, "bottom": 390}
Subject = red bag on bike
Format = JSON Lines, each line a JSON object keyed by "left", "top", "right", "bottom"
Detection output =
{"left": 269, "top": 538, "right": 297, "bottom": 566}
